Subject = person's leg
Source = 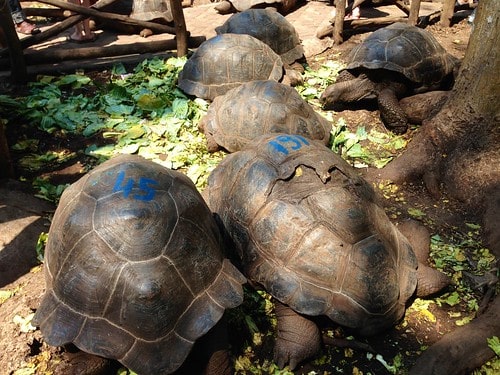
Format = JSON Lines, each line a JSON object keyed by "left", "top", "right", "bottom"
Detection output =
{"left": 80, "top": 0, "right": 96, "bottom": 40}
{"left": 8, "top": 0, "right": 24, "bottom": 24}
{"left": 8, "top": 0, "right": 40, "bottom": 35}
{"left": 68, "top": 0, "right": 96, "bottom": 42}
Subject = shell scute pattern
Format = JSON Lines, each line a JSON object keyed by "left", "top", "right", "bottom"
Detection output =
{"left": 215, "top": 9, "right": 304, "bottom": 65}
{"left": 347, "top": 22, "right": 457, "bottom": 90}
{"left": 200, "top": 80, "right": 331, "bottom": 152}
{"left": 206, "top": 134, "right": 418, "bottom": 335}
{"left": 33, "top": 154, "right": 245, "bottom": 374}
{"left": 177, "top": 33, "right": 283, "bottom": 100}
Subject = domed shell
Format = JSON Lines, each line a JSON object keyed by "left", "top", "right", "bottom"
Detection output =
{"left": 219, "top": 0, "right": 292, "bottom": 13}
{"left": 199, "top": 80, "right": 332, "bottom": 153}
{"left": 215, "top": 9, "right": 304, "bottom": 65}
{"left": 205, "top": 133, "right": 418, "bottom": 335}
{"left": 346, "top": 22, "right": 458, "bottom": 90}
{"left": 178, "top": 33, "right": 284, "bottom": 100}
{"left": 33, "top": 154, "right": 245, "bottom": 375}
{"left": 130, "top": 0, "right": 173, "bottom": 22}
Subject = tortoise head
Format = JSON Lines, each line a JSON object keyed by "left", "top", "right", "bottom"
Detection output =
{"left": 320, "top": 71, "right": 377, "bottom": 109}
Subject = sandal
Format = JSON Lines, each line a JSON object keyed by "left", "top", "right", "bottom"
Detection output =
{"left": 66, "top": 34, "right": 98, "bottom": 44}
{"left": 15, "top": 21, "right": 41, "bottom": 35}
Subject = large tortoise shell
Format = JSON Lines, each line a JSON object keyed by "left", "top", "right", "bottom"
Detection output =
{"left": 346, "top": 22, "right": 458, "bottom": 91}
{"left": 224, "top": 0, "right": 295, "bottom": 13}
{"left": 130, "top": 0, "right": 173, "bottom": 23}
{"left": 205, "top": 134, "right": 418, "bottom": 335}
{"left": 177, "top": 33, "right": 283, "bottom": 101}
{"left": 33, "top": 154, "right": 245, "bottom": 374}
{"left": 215, "top": 9, "right": 304, "bottom": 65}
{"left": 199, "top": 80, "right": 332, "bottom": 153}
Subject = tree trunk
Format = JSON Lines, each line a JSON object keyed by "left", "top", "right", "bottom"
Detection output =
{"left": 366, "top": 1, "right": 500, "bottom": 373}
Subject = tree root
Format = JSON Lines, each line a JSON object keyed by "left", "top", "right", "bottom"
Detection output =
{"left": 409, "top": 294, "right": 500, "bottom": 375}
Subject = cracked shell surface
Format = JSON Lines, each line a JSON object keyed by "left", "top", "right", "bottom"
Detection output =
{"left": 205, "top": 133, "right": 418, "bottom": 335}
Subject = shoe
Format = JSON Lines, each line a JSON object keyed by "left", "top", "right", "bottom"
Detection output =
{"left": 66, "top": 34, "right": 98, "bottom": 44}
{"left": 15, "top": 21, "right": 41, "bottom": 35}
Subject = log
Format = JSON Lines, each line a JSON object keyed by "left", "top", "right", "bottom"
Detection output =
{"left": 24, "top": 7, "right": 68, "bottom": 19}
{"left": 0, "top": 36, "right": 206, "bottom": 68}
{"left": 3, "top": 50, "right": 176, "bottom": 76}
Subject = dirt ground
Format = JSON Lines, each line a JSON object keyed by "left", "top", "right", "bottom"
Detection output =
{"left": 2, "top": 1, "right": 495, "bottom": 375}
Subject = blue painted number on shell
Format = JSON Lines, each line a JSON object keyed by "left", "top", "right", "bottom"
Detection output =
{"left": 268, "top": 135, "right": 310, "bottom": 155}
{"left": 113, "top": 171, "right": 158, "bottom": 201}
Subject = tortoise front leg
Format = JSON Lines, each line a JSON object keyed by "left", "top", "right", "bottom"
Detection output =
{"left": 377, "top": 86, "right": 409, "bottom": 134}
{"left": 273, "top": 301, "right": 322, "bottom": 370}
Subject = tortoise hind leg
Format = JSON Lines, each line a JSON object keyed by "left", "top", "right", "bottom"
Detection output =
{"left": 175, "top": 314, "right": 232, "bottom": 375}
{"left": 397, "top": 220, "right": 451, "bottom": 297}
{"left": 416, "top": 263, "right": 451, "bottom": 297}
{"left": 273, "top": 301, "right": 321, "bottom": 370}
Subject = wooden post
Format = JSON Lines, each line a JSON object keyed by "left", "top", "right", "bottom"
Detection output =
{"left": 440, "top": 0, "right": 456, "bottom": 27}
{"left": 408, "top": 0, "right": 422, "bottom": 25}
{"left": 0, "top": 0, "right": 27, "bottom": 82}
{"left": 0, "top": 120, "right": 14, "bottom": 178}
{"left": 169, "top": 0, "right": 188, "bottom": 57}
{"left": 333, "top": 0, "right": 346, "bottom": 45}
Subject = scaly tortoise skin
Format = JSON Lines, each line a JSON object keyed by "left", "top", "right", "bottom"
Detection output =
{"left": 199, "top": 80, "right": 332, "bottom": 152}
{"left": 215, "top": 8, "right": 304, "bottom": 66}
{"left": 33, "top": 154, "right": 245, "bottom": 375}
{"left": 321, "top": 22, "right": 459, "bottom": 134}
{"left": 205, "top": 133, "right": 449, "bottom": 369}
{"left": 177, "top": 33, "right": 284, "bottom": 101}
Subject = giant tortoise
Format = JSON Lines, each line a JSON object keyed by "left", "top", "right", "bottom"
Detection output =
{"left": 33, "top": 154, "right": 246, "bottom": 374}
{"left": 199, "top": 80, "right": 332, "bottom": 152}
{"left": 214, "top": 0, "right": 304, "bottom": 15}
{"left": 321, "top": 22, "right": 459, "bottom": 134}
{"left": 177, "top": 33, "right": 284, "bottom": 100}
{"left": 205, "top": 133, "right": 450, "bottom": 369}
{"left": 215, "top": 9, "right": 304, "bottom": 66}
